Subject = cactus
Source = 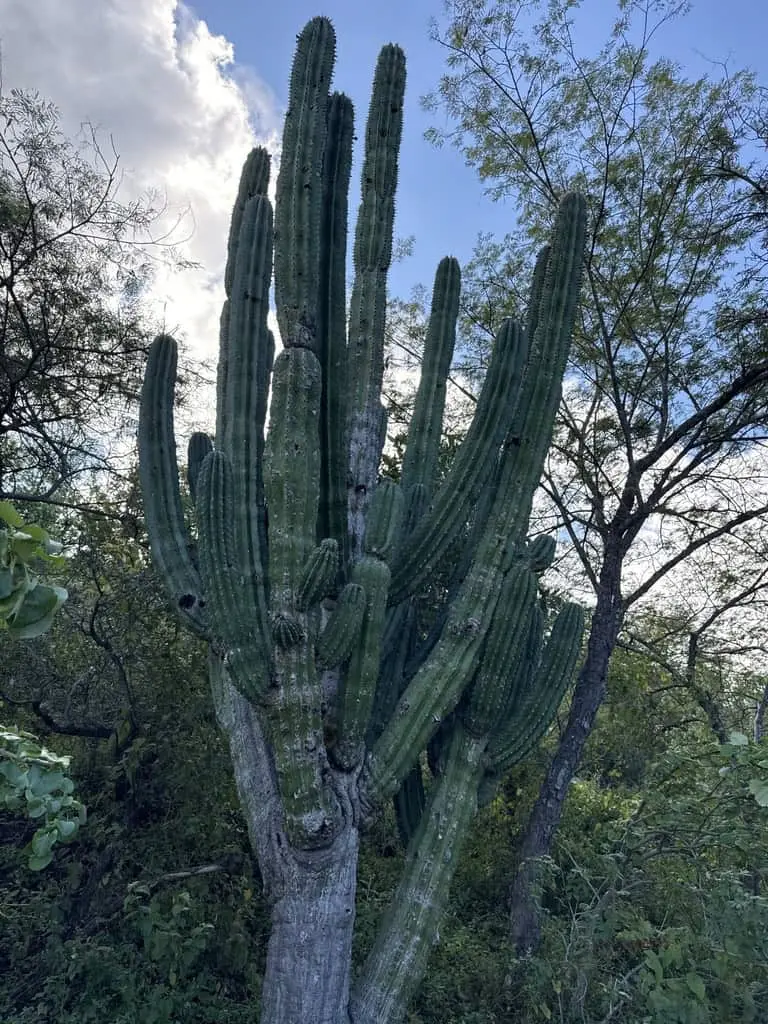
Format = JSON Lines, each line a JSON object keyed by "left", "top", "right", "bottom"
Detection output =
{"left": 296, "top": 538, "right": 340, "bottom": 611}
{"left": 137, "top": 16, "right": 586, "bottom": 1024}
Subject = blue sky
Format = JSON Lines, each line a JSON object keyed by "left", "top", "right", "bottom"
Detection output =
{"left": 186, "top": 0, "right": 768, "bottom": 301}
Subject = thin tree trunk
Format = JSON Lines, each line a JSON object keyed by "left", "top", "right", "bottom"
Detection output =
{"left": 509, "top": 548, "right": 624, "bottom": 955}
{"left": 754, "top": 679, "right": 768, "bottom": 742}
{"left": 686, "top": 632, "right": 729, "bottom": 744}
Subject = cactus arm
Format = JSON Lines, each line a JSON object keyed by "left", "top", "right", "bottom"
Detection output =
{"left": 399, "top": 256, "right": 461, "bottom": 496}
{"left": 217, "top": 148, "right": 271, "bottom": 445}
{"left": 196, "top": 451, "right": 271, "bottom": 704}
{"left": 332, "top": 481, "right": 399, "bottom": 768}
{"left": 220, "top": 193, "right": 274, "bottom": 646}
{"left": 347, "top": 43, "right": 405, "bottom": 410}
{"left": 528, "top": 533, "right": 557, "bottom": 572}
{"left": 373, "top": 257, "right": 457, "bottom": 826}
{"left": 215, "top": 299, "right": 231, "bottom": 445}
{"left": 350, "top": 720, "right": 486, "bottom": 1022}
{"left": 388, "top": 318, "right": 528, "bottom": 604}
{"left": 364, "top": 558, "right": 503, "bottom": 804}
{"left": 488, "top": 602, "right": 584, "bottom": 776}
{"left": 346, "top": 43, "right": 406, "bottom": 558}
{"left": 332, "top": 555, "right": 390, "bottom": 769}
{"left": 274, "top": 17, "right": 335, "bottom": 353}
{"left": 462, "top": 566, "right": 538, "bottom": 738}
{"left": 318, "top": 92, "right": 354, "bottom": 564}
{"left": 523, "top": 241, "right": 551, "bottom": 351}
{"left": 363, "top": 478, "right": 404, "bottom": 562}
{"left": 316, "top": 582, "right": 366, "bottom": 668}
{"left": 187, "top": 432, "right": 213, "bottom": 506}
{"left": 296, "top": 538, "right": 340, "bottom": 612}
{"left": 224, "top": 147, "right": 270, "bottom": 296}
{"left": 485, "top": 193, "right": 587, "bottom": 559}
{"left": 138, "top": 334, "right": 206, "bottom": 636}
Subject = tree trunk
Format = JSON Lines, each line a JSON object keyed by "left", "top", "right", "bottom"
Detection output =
{"left": 509, "top": 547, "right": 624, "bottom": 955}
{"left": 754, "top": 679, "right": 768, "bottom": 742}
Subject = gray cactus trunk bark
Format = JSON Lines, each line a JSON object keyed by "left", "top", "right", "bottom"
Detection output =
{"left": 260, "top": 832, "right": 359, "bottom": 1024}
{"left": 211, "top": 660, "right": 360, "bottom": 1023}
{"left": 509, "top": 545, "right": 625, "bottom": 955}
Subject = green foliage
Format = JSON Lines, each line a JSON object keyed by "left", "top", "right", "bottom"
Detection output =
{"left": 0, "top": 501, "right": 67, "bottom": 638}
{"left": 0, "top": 725, "right": 85, "bottom": 869}
{"left": 4, "top": 889, "right": 258, "bottom": 1024}
{"left": 0, "top": 90, "right": 187, "bottom": 504}
{"left": 0, "top": 594, "right": 269, "bottom": 1021}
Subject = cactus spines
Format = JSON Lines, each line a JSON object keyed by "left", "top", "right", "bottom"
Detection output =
{"left": 463, "top": 565, "right": 538, "bottom": 739}
{"left": 137, "top": 18, "right": 587, "bottom": 1019}
{"left": 187, "top": 432, "right": 213, "bottom": 505}
{"left": 528, "top": 534, "right": 557, "bottom": 572}
{"left": 138, "top": 335, "right": 206, "bottom": 636}
{"left": 316, "top": 582, "right": 366, "bottom": 669}
{"left": 296, "top": 538, "right": 340, "bottom": 612}
{"left": 364, "top": 478, "right": 404, "bottom": 562}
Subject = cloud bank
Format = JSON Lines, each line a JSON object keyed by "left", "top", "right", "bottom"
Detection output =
{"left": 1, "top": 0, "right": 280, "bottom": 381}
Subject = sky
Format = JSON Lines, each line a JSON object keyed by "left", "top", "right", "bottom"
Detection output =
{"left": 1, "top": 0, "right": 766, "bottom": 372}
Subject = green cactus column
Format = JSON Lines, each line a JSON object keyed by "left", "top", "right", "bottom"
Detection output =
{"left": 350, "top": 720, "right": 487, "bottom": 1023}
{"left": 351, "top": 559, "right": 584, "bottom": 1023}
{"left": 346, "top": 42, "right": 405, "bottom": 560}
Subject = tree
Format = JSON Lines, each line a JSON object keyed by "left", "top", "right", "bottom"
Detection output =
{"left": 0, "top": 89, "right": 191, "bottom": 512}
{"left": 426, "top": 0, "right": 768, "bottom": 952}
{"left": 0, "top": 501, "right": 85, "bottom": 871}
{"left": 138, "top": 18, "right": 588, "bottom": 1023}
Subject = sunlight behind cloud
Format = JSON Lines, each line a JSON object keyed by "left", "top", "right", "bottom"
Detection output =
{"left": 0, "top": 0, "right": 281, "bottom": 384}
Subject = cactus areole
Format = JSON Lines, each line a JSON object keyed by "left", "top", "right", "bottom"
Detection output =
{"left": 137, "top": 16, "right": 587, "bottom": 1024}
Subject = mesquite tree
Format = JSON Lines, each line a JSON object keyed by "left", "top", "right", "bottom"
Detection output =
{"left": 137, "top": 18, "right": 585, "bottom": 1023}
{"left": 428, "top": 0, "right": 768, "bottom": 955}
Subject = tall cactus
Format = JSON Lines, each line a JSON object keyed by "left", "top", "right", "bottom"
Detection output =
{"left": 137, "top": 16, "right": 586, "bottom": 1024}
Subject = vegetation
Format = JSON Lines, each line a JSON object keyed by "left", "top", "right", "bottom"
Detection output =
{"left": 0, "top": 3, "right": 767, "bottom": 1023}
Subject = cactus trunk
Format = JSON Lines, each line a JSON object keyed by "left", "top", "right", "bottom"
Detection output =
{"left": 261, "top": 830, "right": 359, "bottom": 1024}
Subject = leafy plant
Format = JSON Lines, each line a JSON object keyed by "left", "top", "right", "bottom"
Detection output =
{"left": 0, "top": 725, "right": 86, "bottom": 869}
{"left": 0, "top": 500, "right": 67, "bottom": 638}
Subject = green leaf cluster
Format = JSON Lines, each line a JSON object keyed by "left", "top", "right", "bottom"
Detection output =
{"left": 0, "top": 725, "right": 86, "bottom": 869}
{"left": 0, "top": 501, "right": 68, "bottom": 638}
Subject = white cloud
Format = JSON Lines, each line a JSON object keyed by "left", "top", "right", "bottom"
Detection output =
{"left": 0, "top": 0, "right": 281, "bottom": 392}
